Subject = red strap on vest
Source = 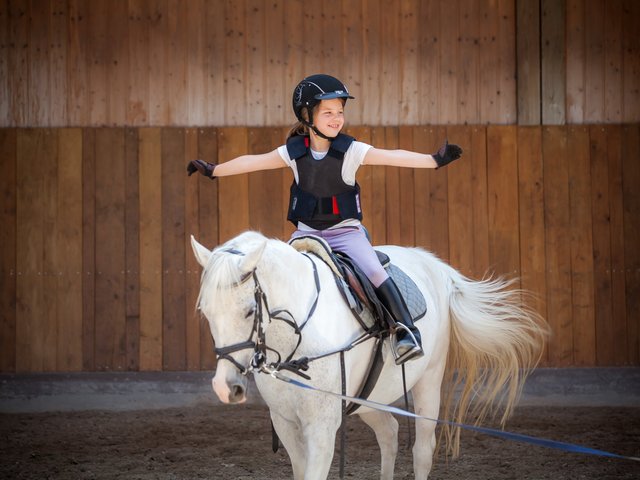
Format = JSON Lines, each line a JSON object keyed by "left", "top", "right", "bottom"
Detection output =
{"left": 332, "top": 196, "right": 339, "bottom": 214}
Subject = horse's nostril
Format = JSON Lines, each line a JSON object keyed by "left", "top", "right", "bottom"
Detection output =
{"left": 230, "top": 384, "right": 245, "bottom": 402}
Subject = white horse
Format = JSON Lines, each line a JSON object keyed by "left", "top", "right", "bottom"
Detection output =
{"left": 191, "top": 230, "right": 547, "bottom": 480}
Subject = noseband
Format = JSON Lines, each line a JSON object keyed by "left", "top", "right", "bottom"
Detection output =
{"left": 213, "top": 254, "right": 321, "bottom": 376}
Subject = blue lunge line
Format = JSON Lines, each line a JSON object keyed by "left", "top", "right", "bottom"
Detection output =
{"left": 266, "top": 370, "right": 639, "bottom": 463}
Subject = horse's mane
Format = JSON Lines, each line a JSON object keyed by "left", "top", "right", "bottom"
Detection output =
{"left": 196, "top": 231, "right": 268, "bottom": 312}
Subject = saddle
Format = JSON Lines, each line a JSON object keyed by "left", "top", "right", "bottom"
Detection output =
{"left": 288, "top": 235, "right": 427, "bottom": 414}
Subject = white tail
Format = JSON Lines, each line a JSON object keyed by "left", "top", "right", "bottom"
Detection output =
{"left": 439, "top": 267, "right": 549, "bottom": 458}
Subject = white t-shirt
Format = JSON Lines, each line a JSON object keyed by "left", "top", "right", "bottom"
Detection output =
{"left": 277, "top": 140, "right": 373, "bottom": 230}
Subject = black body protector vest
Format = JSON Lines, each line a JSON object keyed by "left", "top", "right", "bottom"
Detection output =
{"left": 286, "top": 134, "right": 363, "bottom": 230}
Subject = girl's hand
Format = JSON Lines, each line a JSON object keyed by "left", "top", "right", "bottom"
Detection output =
{"left": 187, "top": 159, "right": 217, "bottom": 179}
{"left": 433, "top": 141, "right": 463, "bottom": 168}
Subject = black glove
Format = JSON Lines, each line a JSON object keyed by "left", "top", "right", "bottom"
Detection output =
{"left": 187, "top": 159, "right": 217, "bottom": 179}
{"left": 433, "top": 141, "right": 462, "bottom": 168}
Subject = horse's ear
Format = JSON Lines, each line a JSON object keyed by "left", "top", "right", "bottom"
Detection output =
{"left": 240, "top": 239, "right": 267, "bottom": 274}
{"left": 191, "top": 235, "right": 211, "bottom": 267}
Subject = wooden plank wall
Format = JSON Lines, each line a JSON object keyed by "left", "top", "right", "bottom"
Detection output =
{"left": 1, "top": 0, "right": 639, "bottom": 128}
{"left": 1, "top": 125, "right": 639, "bottom": 372}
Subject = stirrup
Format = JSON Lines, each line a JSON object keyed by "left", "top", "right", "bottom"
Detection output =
{"left": 390, "top": 324, "right": 424, "bottom": 365}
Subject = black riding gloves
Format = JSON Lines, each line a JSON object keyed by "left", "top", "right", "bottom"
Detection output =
{"left": 187, "top": 159, "right": 217, "bottom": 179}
{"left": 433, "top": 141, "right": 463, "bottom": 168}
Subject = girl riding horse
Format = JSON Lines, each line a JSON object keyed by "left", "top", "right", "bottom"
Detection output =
{"left": 188, "top": 73, "right": 462, "bottom": 365}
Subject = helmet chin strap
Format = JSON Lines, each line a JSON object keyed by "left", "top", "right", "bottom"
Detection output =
{"left": 302, "top": 119, "right": 337, "bottom": 141}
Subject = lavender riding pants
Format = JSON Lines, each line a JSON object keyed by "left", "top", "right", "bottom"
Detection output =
{"left": 290, "top": 225, "right": 389, "bottom": 288}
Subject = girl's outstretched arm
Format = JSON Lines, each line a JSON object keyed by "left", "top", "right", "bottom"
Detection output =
{"left": 363, "top": 141, "right": 462, "bottom": 169}
{"left": 187, "top": 149, "right": 284, "bottom": 179}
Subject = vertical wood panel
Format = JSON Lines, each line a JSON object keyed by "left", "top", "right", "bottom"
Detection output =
{"left": 125, "top": 128, "right": 140, "bottom": 370}
{"left": 42, "top": 129, "right": 58, "bottom": 371}
{"left": 342, "top": 0, "right": 363, "bottom": 125}
{"left": 218, "top": 128, "right": 250, "bottom": 242}
{"left": 517, "top": 126, "right": 548, "bottom": 363}
{"left": 185, "top": 0, "right": 206, "bottom": 125}
{"left": 94, "top": 129, "right": 127, "bottom": 370}
{"left": 384, "top": 127, "right": 402, "bottom": 245}
{"left": 0, "top": 0, "right": 9, "bottom": 125}
{"left": 87, "top": 0, "right": 108, "bottom": 125}
{"left": 67, "top": 0, "right": 89, "bottom": 125}
{"left": 50, "top": 0, "right": 69, "bottom": 126}
{"left": 400, "top": 0, "right": 419, "bottom": 124}
{"left": 516, "top": 0, "right": 541, "bottom": 125}
{"left": 605, "top": 125, "right": 627, "bottom": 364}
{"left": 283, "top": 0, "right": 303, "bottom": 114}
{"left": 246, "top": 0, "right": 265, "bottom": 126}
{"left": 622, "top": 0, "right": 640, "bottom": 122}
{"left": 196, "top": 128, "right": 218, "bottom": 369}
{"left": 224, "top": 0, "right": 246, "bottom": 125}
{"left": 447, "top": 125, "right": 488, "bottom": 278}
{"left": 184, "top": 128, "right": 201, "bottom": 370}
{"left": 248, "top": 128, "right": 284, "bottom": 238}
{"left": 28, "top": 0, "right": 50, "bottom": 124}
{"left": 621, "top": 125, "right": 640, "bottom": 363}
{"left": 567, "top": 126, "right": 595, "bottom": 365}
{"left": 417, "top": 0, "right": 440, "bottom": 124}
{"left": 458, "top": 0, "right": 480, "bottom": 124}
{"left": 148, "top": 0, "right": 168, "bottom": 125}
{"left": 398, "top": 126, "right": 415, "bottom": 246}
{"left": 497, "top": 0, "right": 517, "bottom": 123}
{"left": 265, "top": 0, "right": 285, "bottom": 125}
{"left": 478, "top": 0, "right": 499, "bottom": 123}
{"left": 439, "top": 0, "right": 459, "bottom": 123}
{"left": 361, "top": 0, "right": 382, "bottom": 124}
{"left": 161, "top": 128, "right": 186, "bottom": 370}
{"left": 56, "top": 129, "right": 83, "bottom": 371}
{"left": 541, "top": 0, "right": 566, "bottom": 124}
{"left": 166, "top": 0, "right": 187, "bottom": 126}
{"left": 204, "top": 0, "right": 225, "bottom": 125}
{"left": 590, "top": 125, "right": 612, "bottom": 364}
{"left": 447, "top": 125, "right": 474, "bottom": 275}
{"left": 0, "top": 129, "right": 16, "bottom": 372}
{"left": 413, "top": 127, "right": 449, "bottom": 260}
{"left": 6, "top": 0, "right": 29, "bottom": 125}
{"left": 138, "top": 127, "right": 163, "bottom": 371}
{"left": 321, "top": 0, "right": 343, "bottom": 77}
{"left": 81, "top": 128, "right": 96, "bottom": 370}
{"left": 566, "top": 0, "right": 585, "bottom": 123}
{"left": 584, "top": 0, "right": 605, "bottom": 122}
{"left": 16, "top": 130, "right": 56, "bottom": 371}
{"left": 369, "top": 127, "right": 387, "bottom": 245}
{"left": 487, "top": 126, "right": 520, "bottom": 278}
{"left": 604, "top": 0, "right": 623, "bottom": 122}
{"left": 127, "top": 0, "right": 150, "bottom": 125}
{"left": 107, "top": 0, "right": 129, "bottom": 125}
{"left": 543, "top": 126, "right": 573, "bottom": 365}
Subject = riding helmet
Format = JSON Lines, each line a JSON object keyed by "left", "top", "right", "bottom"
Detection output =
{"left": 292, "top": 74, "right": 355, "bottom": 124}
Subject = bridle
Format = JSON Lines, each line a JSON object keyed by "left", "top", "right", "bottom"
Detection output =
{"left": 213, "top": 253, "right": 321, "bottom": 377}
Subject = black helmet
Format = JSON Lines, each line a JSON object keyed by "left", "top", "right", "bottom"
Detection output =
{"left": 292, "top": 74, "right": 355, "bottom": 124}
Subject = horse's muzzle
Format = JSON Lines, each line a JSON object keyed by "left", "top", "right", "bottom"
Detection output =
{"left": 212, "top": 372, "right": 248, "bottom": 404}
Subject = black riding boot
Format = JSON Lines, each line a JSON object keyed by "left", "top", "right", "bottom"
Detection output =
{"left": 375, "top": 278, "right": 424, "bottom": 365}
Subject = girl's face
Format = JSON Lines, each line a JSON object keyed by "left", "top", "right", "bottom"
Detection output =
{"left": 312, "top": 98, "right": 345, "bottom": 138}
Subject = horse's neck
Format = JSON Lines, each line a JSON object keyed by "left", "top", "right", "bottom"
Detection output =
{"left": 261, "top": 248, "right": 362, "bottom": 355}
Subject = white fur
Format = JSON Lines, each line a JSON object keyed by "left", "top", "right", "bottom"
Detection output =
{"left": 192, "top": 232, "right": 547, "bottom": 479}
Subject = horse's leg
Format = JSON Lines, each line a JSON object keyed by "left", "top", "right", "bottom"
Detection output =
{"left": 358, "top": 410, "right": 399, "bottom": 480}
{"left": 410, "top": 371, "right": 444, "bottom": 480}
{"left": 300, "top": 419, "right": 341, "bottom": 480}
{"left": 270, "top": 412, "right": 306, "bottom": 479}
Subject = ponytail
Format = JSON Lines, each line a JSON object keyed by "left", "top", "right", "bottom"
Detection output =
{"left": 286, "top": 121, "right": 308, "bottom": 140}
